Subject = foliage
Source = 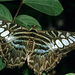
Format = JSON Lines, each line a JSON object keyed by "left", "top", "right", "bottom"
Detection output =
{"left": 23, "top": 0, "right": 63, "bottom": 16}
{"left": 0, "top": 4, "right": 13, "bottom": 21}
{"left": 15, "top": 15, "right": 42, "bottom": 31}
{"left": 0, "top": 58, "right": 6, "bottom": 70}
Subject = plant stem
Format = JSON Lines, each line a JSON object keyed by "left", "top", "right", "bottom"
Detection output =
{"left": 13, "top": 0, "right": 23, "bottom": 22}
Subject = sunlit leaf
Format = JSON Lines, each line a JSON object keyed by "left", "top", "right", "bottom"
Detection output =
{"left": 0, "top": 4, "right": 13, "bottom": 21}
{"left": 0, "top": 58, "right": 6, "bottom": 70}
{"left": 15, "top": 15, "right": 42, "bottom": 31}
{"left": 23, "top": 0, "right": 63, "bottom": 16}
{"left": 66, "top": 73, "right": 75, "bottom": 75}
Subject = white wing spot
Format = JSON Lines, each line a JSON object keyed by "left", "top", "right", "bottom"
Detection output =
{"left": 66, "top": 32, "right": 70, "bottom": 37}
{"left": 73, "top": 35, "right": 75, "bottom": 38}
{"left": 62, "top": 39, "right": 69, "bottom": 46}
{"left": 68, "top": 39, "right": 73, "bottom": 44}
{"left": 56, "top": 39, "right": 63, "bottom": 48}
{"left": 61, "top": 35, "right": 65, "bottom": 38}
{"left": 2, "top": 25, "right": 7, "bottom": 28}
{"left": 7, "top": 22, "right": 11, "bottom": 25}
{"left": 0, "top": 20, "right": 2, "bottom": 25}
{"left": 52, "top": 45, "right": 58, "bottom": 50}
{"left": 1, "top": 30, "right": 9, "bottom": 37}
{"left": 58, "top": 31, "right": 62, "bottom": 36}
{"left": 69, "top": 36, "right": 75, "bottom": 42}
{"left": 5, "top": 35, "right": 15, "bottom": 42}
{"left": 0, "top": 28, "right": 4, "bottom": 33}
{"left": 7, "top": 22, "right": 11, "bottom": 28}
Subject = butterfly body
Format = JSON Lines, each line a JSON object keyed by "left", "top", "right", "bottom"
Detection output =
{"left": 0, "top": 19, "right": 75, "bottom": 75}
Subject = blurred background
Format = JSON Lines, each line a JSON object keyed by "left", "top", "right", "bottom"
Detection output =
{"left": 0, "top": 0, "right": 75, "bottom": 75}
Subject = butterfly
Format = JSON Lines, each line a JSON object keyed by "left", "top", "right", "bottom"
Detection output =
{"left": 0, "top": 19, "right": 75, "bottom": 75}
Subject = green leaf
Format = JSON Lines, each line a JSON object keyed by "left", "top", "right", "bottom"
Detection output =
{"left": 0, "top": 4, "right": 13, "bottom": 21}
{"left": 23, "top": 0, "right": 63, "bottom": 16}
{"left": 15, "top": 15, "right": 42, "bottom": 31}
{"left": 0, "top": 58, "right": 6, "bottom": 70}
{"left": 66, "top": 73, "right": 75, "bottom": 75}
{"left": 42, "top": 72, "right": 46, "bottom": 75}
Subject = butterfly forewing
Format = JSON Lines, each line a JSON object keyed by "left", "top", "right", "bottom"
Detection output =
{"left": 0, "top": 19, "right": 75, "bottom": 75}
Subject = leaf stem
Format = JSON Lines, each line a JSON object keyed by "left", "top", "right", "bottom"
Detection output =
{"left": 13, "top": 0, "right": 23, "bottom": 22}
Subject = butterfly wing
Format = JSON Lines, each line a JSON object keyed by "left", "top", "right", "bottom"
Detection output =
{"left": 27, "top": 30, "right": 75, "bottom": 75}
{"left": 1, "top": 19, "right": 75, "bottom": 74}
{"left": 0, "top": 19, "right": 29, "bottom": 68}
